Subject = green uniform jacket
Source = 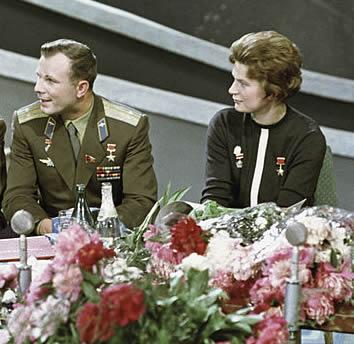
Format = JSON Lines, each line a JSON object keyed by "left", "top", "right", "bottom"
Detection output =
{"left": 3, "top": 95, "right": 157, "bottom": 229}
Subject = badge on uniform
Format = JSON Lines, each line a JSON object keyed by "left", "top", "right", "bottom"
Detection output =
{"left": 276, "top": 157, "right": 286, "bottom": 176}
{"left": 233, "top": 145, "right": 244, "bottom": 168}
{"left": 106, "top": 143, "right": 116, "bottom": 162}
{"left": 85, "top": 154, "right": 96, "bottom": 164}
{"left": 97, "top": 118, "right": 109, "bottom": 142}
{"left": 96, "top": 166, "right": 121, "bottom": 181}
{"left": 44, "top": 117, "right": 56, "bottom": 152}
{"left": 39, "top": 157, "right": 54, "bottom": 167}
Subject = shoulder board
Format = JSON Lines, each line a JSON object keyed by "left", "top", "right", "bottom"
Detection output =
{"left": 17, "top": 102, "right": 48, "bottom": 124}
{"left": 102, "top": 98, "right": 142, "bottom": 127}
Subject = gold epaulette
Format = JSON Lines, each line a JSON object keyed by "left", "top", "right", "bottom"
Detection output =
{"left": 17, "top": 102, "right": 48, "bottom": 124}
{"left": 103, "top": 98, "right": 142, "bottom": 127}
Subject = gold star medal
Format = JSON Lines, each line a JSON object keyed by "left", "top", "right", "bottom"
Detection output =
{"left": 106, "top": 143, "right": 116, "bottom": 162}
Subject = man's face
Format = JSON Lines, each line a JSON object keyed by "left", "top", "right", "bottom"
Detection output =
{"left": 34, "top": 53, "right": 79, "bottom": 117}
{"left": 228, "top": 62, "right": 272, "bottom": 116}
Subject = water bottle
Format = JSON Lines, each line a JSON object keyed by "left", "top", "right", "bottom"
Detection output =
{"left": 71, "top": 184, "right": 95, "bottom": 232}
{"left": 96, "top": 182, "right": 126, "bottom": 238}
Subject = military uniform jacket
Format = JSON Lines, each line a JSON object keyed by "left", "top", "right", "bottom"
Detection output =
{"left": 0, "top": 120, "right": 7, "bottom": 229}
{"left": 201, "top": 106, "right": 326, "bottom": 208}
{"left": 3, "top": 95, "right": 157, "bottom": 229}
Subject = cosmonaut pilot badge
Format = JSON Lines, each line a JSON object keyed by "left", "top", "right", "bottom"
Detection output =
{"left": 276, "top": 157, "right": 286, "bottom": 176}
{"left": 233, "top": 145, "right": 244, "bottom": 168}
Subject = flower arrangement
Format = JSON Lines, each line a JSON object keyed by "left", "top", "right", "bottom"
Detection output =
{"left": 1, "top": 223, "right": 260, "bottom": 344}
{"left": 144, "top": 203, "right": 354, "bottom": 342}
{"left": 0, "top": 187, "right": 353, "bottom": 344}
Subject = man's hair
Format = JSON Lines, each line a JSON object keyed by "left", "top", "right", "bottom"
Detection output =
{"left": 229, "top": 31, "right": 302, "bottom": 101}
{"left": 40, "top": 38, "right": 97, "bottom": 89}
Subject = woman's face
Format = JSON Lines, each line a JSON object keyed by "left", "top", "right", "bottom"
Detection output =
{"left": 228, "top": 62, "right": 274, "bottom": 116}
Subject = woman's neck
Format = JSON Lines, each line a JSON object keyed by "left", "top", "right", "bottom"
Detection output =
{"left": 251, "top": 102, "right": 287, "bottom": 125}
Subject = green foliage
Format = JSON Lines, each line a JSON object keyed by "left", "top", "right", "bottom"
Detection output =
{"left": 108, "top": 269, "right": 260, "bottom": 344}
{"left": 117, "top": 183, "right": 191, "bottom": 269}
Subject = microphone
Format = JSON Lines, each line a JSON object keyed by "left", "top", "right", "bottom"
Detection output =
{"left": 10, "top": 210, "right": 35, "bottom": 295}
{"left": 284, "top": 222, "right": 308, "bottom": 342}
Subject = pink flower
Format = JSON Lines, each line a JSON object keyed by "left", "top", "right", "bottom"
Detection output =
{"left": 7, "top": 304, "right": 33, "bottom": 344}
{"left": 315, "top": 262, "right": 353, "bottom": 301}
{"left": 0, "top": 264, "right": 17, "bottom": 290}
{"left": 53, "top": 224, "right": 91, "bottom": 266}
{"left": 249, "top": 278, "right": 284, "bottom": 313}
{"left": 302, "top": 289, "right": 335, "bottom": 325}
{"left": 26, "top": 264, "right": 53, "bottom": 305}
{"left": 53, "top": 265, "right": 83, "bottom": 302}
{"left": 144, "top": 224, "right": 164, "bottom": 253}
{"left": 246, "top": 314, "right": 288, "bottom": 344}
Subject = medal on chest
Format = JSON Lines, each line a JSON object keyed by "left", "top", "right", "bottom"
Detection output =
{"left": 233, "top": 145, "right": 244, "bottom": 168}
{"left": 276, "top": 156, "right": 286, "bottom": 176}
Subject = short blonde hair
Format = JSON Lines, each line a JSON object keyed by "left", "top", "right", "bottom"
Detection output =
{"left": 230, "top": 31, "right": 302, "bottom": 101}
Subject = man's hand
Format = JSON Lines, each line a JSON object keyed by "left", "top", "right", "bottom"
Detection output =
{"left": 36, "top": 218, "right": 52, "bottom": 235}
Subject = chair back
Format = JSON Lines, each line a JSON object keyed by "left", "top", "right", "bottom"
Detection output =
{"left": 314, "top": 146, "right": 338, "bottom": 206}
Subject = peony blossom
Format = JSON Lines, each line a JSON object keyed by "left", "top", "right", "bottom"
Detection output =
{"left": 7, "top": 305, "right": 33, "bottom": 344}
{"left": 180, "top": 252, "right": 209, "bottom": 272}
{"left": 76, "top": 303, "right": 114, "bottom": 344}
{"left": 101, "top": 284, "right": 145, "bottom": 327}
{"left": 76, "top": 241, "right": 115, "bottom": 270}
{"left": 53, "top": 265, "right": 83, "bottom": 302}
{"left": 26, "top": 263, "right": 53, "bottom": 305}
{"left": 302, "top": 289, "right": 335, "bottom": 325}
{"left": 53, "top": 224, "right": 92, "bottom": 266}
{"left": 170, "top": 217, "right": 208, "bottom": 256}
{"left": 30, "top": 296, "right": 70, "bottom": 342}
{"left": 0, "top": 264, "right": 17, "bottom": 290}
{"left": 246, "top": 314, "right": 288, "bottom": 344}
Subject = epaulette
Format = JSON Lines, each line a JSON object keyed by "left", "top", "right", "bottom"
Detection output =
{"left": 103, "top": 98, "right": 142, "bottom": 127}
{"left": 17, "top": 102, "right": 48, "bottom": 124}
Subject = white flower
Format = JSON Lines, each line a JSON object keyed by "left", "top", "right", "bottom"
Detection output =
{"left": 299, "top": 216, "right": 331, "bottom": 246}
{"left": 1, "top": 290, "right": 16, "bottom": 304}
{"left": 103, "top": 257, "right": 143, "bottom": 283}
{"left": 255, "top": 217, "right": 267, "bottom": 228}
{"left": 205, "top": 231, "right": 240, "bottom": 274}
{"left": 28, "top": 296, "right": 70, "bottom": 342}
{"left": 0, "top": 329, "right": 10, "bottom": 344}
{"left": 180, "top": 253, "right": 209, "bottom": 272}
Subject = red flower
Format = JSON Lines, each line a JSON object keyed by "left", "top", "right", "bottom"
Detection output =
{"left": 76, "top": 303, "right": 114, "bottom": 343}
{"left": 246, "top": 314, "right": 288, "bottom": 344}
{"left": 76, "top": 241, "right": 116, "bottom": 270}
{"left": 101, "top": 284, "right": 145, "bottom": 326}
{"left": 170, "top": 217, "right": 208, "bottom": 256}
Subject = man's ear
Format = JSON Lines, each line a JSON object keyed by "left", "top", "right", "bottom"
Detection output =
{"left": 76, "top": 80, "right": 90, "bottom": 98}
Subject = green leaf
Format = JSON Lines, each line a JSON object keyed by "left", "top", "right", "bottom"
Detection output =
{"left": 81, "top": 269, "right": 102, "bottom": 286}
{"left": 81, "top": 281, "right": 100, "bottom": 303}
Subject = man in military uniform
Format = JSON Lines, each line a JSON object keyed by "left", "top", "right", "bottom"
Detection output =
{"left": 3, "top": 39, "right": 157, "bottom": 234}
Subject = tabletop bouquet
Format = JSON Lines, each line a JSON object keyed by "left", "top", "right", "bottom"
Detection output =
{"left": 1, "top": 185, "right": 353, "bottom": 343}
{"left": 0, "top": 222, "right": 261, "bottom": 344}
{"left": 142, "top": 199, "right": 354, "bottom": 342}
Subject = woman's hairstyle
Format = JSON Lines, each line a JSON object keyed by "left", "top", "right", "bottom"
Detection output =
{"left": 229, "top": 31, "right": 302, "bottom": 101}
{"left": 40, "top": 39, "right": 97, "bottom": 90}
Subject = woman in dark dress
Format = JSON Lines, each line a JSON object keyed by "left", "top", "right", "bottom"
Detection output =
{"left": 202, "top": 31, "right": 326, "bottom": 208}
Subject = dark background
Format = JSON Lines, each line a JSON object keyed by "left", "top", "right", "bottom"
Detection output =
{"left": 0, "top": 0, "right": 353, "bottom": 132}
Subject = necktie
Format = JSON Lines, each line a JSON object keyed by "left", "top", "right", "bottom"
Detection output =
{"left": 67, "top": 122, "right": 80, "bottom": 161}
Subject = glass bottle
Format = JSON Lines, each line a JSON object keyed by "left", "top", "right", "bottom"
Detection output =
{"left": 71, "top": 184, "right": 95, "bottom": 232}
{"left": 96, "top": 182, "right": 126, "bottom": 238}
